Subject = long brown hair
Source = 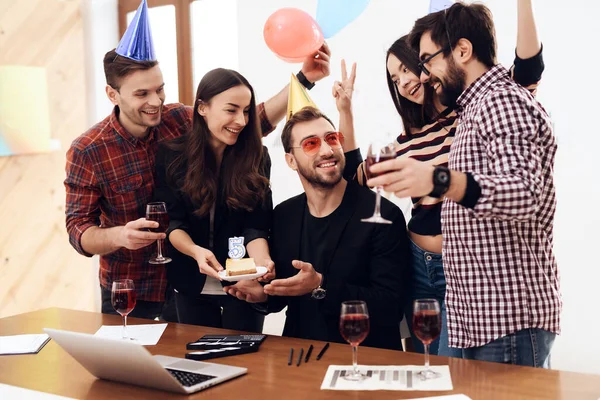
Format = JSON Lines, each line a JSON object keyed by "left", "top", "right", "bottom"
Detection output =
{"left": 166, "top": 68, "right": 269, "bottom": 217}
{"left": 386, "top": 36, "right": 436, "bottom": 136}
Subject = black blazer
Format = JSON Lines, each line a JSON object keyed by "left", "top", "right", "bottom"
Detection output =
{"left": 267, "top": 182, "right": 410, "bottom": 350}
{"left": 154, "top": 138, "right": 273, "bottom": 296}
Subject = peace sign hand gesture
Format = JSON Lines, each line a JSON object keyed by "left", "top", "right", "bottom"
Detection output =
{"left": 332, "top": 59, "right": 357, "bottom": 113}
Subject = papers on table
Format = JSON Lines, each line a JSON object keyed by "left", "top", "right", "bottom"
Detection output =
{"left": 0, "top": 333, "right": 50, "bottom": 355}
{"left": 321, "top": 365, "right": 453, "bottom": 391}
{"left": 94, "top": 323, "right": 167, "bottom": 345}
{"left": 0, "top": 383, "right": 75, "bottom": 399}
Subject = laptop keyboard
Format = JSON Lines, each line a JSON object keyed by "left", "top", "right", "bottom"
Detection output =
{"left": 166, "top": 368, "right": 217, "bottom": 387}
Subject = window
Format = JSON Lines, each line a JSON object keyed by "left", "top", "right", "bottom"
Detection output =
{"left": 118, "top": 0, "right": 193, "bottom": 105}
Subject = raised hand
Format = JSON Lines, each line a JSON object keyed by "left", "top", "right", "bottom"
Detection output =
{"left": 333, "top": 59, "right": 357, "bottom": 113}
{"left": 301, "top": 42, "right": 332, "bottom": 83}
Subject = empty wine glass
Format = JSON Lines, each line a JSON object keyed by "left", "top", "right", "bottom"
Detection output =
{"left": 111, "top": 279, "right": 136, "bottom": 340}
{"left": 413, "top": 299, "right": 442, "bottom": 380}
{"left": 146, "top": 202, "right": 171, "bottom": 264}
{"left": 339, "top": 301, "right": 370, "bottom": 381}
{"left": 361, "top": 140, "right": 396, "bottom": 224}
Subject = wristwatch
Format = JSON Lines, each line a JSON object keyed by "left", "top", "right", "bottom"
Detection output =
{"left": 311, "top": 286, "right": 326, "bottom": 300}
{"left": 296, "top": 70, "right": 315, "bottom": 90}
{"left": 429, "top": 166, "right": 451, "bottom": 198}
{"left": 311, "top": 274, "right": 326, "bottom": 299}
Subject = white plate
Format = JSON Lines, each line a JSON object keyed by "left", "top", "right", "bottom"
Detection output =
{"left": 218, "top": 266, "right": 268, "bottom": 282}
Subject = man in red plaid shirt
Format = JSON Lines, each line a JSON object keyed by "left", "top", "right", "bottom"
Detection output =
{"left": 65, "top": 45, "right": 332, "bottom": 319}
{"left": 369, "top": 2, "right": 560, "bottom": 367}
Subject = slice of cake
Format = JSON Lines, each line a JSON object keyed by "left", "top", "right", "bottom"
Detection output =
{"left": 226, "top": 258, "right": 257, "bottom": 276}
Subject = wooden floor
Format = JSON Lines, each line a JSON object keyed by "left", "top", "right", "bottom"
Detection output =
{"left": 0, "top": 0, "right": 95, "bottom": 317}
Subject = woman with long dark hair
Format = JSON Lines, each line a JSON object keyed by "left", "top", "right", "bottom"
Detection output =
{"left": 154, "top": 68, "right": 273, "bottom": 331}
{"left": 338, "top": 0, "right": 544, "bottom": 356}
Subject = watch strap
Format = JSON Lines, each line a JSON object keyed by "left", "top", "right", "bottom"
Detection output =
{"left": 296, "top": 70, "right": 315, "bottom": 90}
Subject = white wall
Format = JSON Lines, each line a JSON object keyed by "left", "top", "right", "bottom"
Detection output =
{"left": 236, "top": 0, "right": 600, "bottom": 374}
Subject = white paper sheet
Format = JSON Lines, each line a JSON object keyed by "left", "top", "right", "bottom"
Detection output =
{"left": 0, "top": 334, "right": 50, "bottom": 355}
{"left": 94, "top": 323, "right": 167, "bottom": 345}
{"left": 0, "top": 383, "right": 75, "bottom": 399}
{"left": 321, "top": 365, "right": 453, "bottom": 391}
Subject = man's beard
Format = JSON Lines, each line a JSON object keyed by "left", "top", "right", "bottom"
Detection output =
{"left": 438, "top": 57, "right": 466, "bottom": 108}
{"left": 297, "top": 155, "right": 345, "bottom": 189}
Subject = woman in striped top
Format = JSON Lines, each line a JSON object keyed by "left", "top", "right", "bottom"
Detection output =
{"left": 337, "top": 0, "right": 544, "bottom": 357}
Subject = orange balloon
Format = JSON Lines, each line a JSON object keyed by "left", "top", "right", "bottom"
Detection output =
{"left": 264, "top": 8, "right": 324, "bottom": 63}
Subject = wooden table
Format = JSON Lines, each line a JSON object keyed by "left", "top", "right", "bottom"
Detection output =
{"left": 0, "top": 308, "right": 599, "bottom": 399}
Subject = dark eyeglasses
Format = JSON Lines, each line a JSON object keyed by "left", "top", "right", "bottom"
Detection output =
{"left": 418, "top": 46, "right": 450, "bottom": 76}
{"left": 290, "top": 131, "right": 345, "bottom": 156}
{"left": 417, "top": 8, "right": 453, "bottom": 76}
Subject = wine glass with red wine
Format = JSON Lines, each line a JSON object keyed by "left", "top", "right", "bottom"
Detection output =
{"left": 361, "top": 140, "right": 396, "bottom": 224}
{"left": 111, "top": 279, "right": 137, "bottom": 340}
{"left": 146, "top": 202, "right": 171, "bottom": 264}
{"left": 413, "top": 299, "right": 442, "bottom": 380}
{"left": 339, "top": 300, "right": 370, "bottom": 381}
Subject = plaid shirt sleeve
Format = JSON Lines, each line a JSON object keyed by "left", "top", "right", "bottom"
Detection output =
{"left": 257, "top": 102, "right": 275, "bottom": 137}
{"left": 64, "top": 145, "right": 101, "bottom": 257}
{"left": 469, "top": 90, "right": 545, "bottom": 221}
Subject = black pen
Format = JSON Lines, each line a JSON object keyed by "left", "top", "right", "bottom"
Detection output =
{"left": 288, "top": 348, "right": 294, "bottom": 366}
{"left": 296, "top": 348, "right": 304, "bottom": 366}
{"left": 305, "top": 344, "right": 314, "bottom": 363}
{"left": 316, "top": 342, "right": 330, "bottom": 360}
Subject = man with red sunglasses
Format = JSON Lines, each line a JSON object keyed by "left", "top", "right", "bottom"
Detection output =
{"left": 224, "top": 106, "right": 410, "bottom": 350}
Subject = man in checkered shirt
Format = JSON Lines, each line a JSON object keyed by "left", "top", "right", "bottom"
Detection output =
{"left": 368, "top": 2, "right": 560, "bottom": 367}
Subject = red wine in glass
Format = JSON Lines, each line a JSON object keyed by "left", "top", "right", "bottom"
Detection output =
{"left": 111, "top": 279, "right": 136, "bottom": 340}
{"left": 413, "top": 299, "right": 442, "bottom": 380}
{"left": 112, "top": 288, "right": 137, "bottom": 316}
{"left": 146, "top": 211, "right": 169, "bottom": 233}
{"left": 365, "top": 153, "right": 395, "bottom": 179}
{"left": 413, "top": 309, "right": 441, "bottom": 345}
{"left": 340, "top": 314, "right": 370, "bottom": 346}
{"left": 339, "top": 301, "right": 370, "bottom": 381}
{"left": 146, "top": 202, "right": 172, "bottom": 264}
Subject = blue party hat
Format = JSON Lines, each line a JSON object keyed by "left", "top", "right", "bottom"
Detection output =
{"left": 429, "top": 0, "right": 454, "bottom": 14}
{"left": 115, "top": 0, "right": 156, "bottom": 61}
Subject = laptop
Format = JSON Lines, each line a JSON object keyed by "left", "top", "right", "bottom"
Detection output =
{"left": 44, "top": 328, "right": 247, "bottom": 394}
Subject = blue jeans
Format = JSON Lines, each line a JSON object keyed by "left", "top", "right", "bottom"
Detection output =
{"left": 405, "top": 239, "right": 462, "bottom": 357}
{"left": 462, "top": 328, "right": 555, "bottom": 367}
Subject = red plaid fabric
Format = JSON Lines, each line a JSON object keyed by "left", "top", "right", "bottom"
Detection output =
{"left": 65, "top": 102, "right": 274, "bottom": 302}
{"left": 443, "top": 65, "right": 561, "bottom": 348}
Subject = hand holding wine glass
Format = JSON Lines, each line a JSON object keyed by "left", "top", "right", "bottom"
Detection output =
{"left": 146, "top": 202, "right": 171, "bottom": 264}
{"left": 413, "top": 299, "right": 442, "bottom": 380}
{"left": 361, "top": 140, "right": 396, "bottom": 224}
{"left": 111, "top": 279, "right": 136, "bottom": 340}
{"left": 339, "top": 301, "right": 370, "bottom": 381}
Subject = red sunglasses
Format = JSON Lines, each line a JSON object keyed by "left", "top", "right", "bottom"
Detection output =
{"left": 290, "top": 131, "right": 345, "bottom": 156}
